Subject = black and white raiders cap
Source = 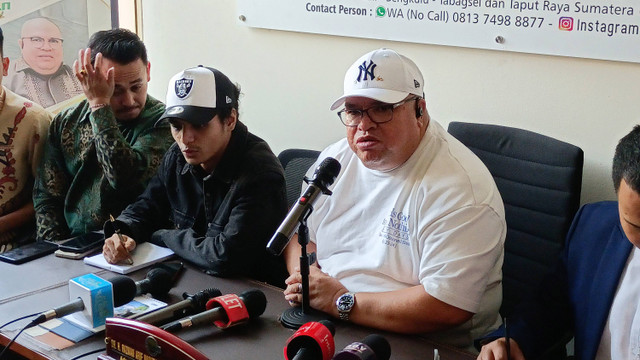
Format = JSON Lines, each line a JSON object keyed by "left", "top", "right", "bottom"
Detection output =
{"left": 156, "top": 65, "right": 237, "bottom": 126}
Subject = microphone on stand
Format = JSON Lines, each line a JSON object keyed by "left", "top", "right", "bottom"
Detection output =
{"left": 268, "top": 157, "right": 341, "bottom": 329}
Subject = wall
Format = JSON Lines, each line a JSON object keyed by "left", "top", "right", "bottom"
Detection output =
{"left": 140, "top": 0, "right": 640, "bottom": 205}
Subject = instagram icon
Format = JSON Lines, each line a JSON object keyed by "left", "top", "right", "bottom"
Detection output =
{"left": 559, "top": 17, "right": 574, "bottom": 31}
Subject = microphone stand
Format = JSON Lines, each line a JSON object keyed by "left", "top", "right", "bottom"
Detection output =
{"left": 280, "top": 216, "right": 328, "bottom": 329}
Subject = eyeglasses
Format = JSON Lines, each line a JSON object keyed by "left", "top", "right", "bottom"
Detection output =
{"left": 22, "top": 36, "right": 64, "bottom": 49}
{"left": 337, "top": 97, "right": 420, "bottom": 127}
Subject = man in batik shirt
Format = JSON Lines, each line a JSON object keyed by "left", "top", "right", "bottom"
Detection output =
{"left": 33, "top": 29, "right": 172, "bottom": 241}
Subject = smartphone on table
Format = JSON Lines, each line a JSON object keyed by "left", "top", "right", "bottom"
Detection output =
{"left": 57, "top": 231, "right": 105, "bottom": 253}
{"left": 0, "top": 241, "right": 58, "bottom": 264}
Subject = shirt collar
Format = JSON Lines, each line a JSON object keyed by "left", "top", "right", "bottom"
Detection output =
{"left": 15, "top": 57, "right": 68, "bottom": 77}
{"left": 211, "top": 120, "right": 248, "bottom": 183}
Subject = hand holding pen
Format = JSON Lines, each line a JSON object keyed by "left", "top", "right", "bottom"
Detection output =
{"left": 109, "top": 214, "right": 134, "bottom": 265}
{"left": 476, "top": 319, "right": 525, "bottom": 360}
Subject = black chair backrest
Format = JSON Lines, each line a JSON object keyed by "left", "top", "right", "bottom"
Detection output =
{"left": 448, "top": 121, "right": 584, "bottom": 317}
{"left": 278, "top": 149, "right": 321, "bottom": 209}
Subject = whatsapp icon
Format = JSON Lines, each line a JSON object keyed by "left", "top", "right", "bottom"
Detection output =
{"left": 376, "top": 6, "right": 386, "bottom": 17}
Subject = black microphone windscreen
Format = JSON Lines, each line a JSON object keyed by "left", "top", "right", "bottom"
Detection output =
{"left": 318, "top": 319, "right": 335, "bottom": 335}
{"left": 362, "top": 334, "right": 391, "bottom": 360}
{"left": 110, "top": 276, "right": 136, "bottom": 307}
{"left": 239, "top": 289, "right": 267, "bottom": 318}
{"left": 145, "top": 268, "right": 173, "bottom": 297}
{"left": 188, "top": 288, "right": 223, "bottom": 312}
{"left": 312, "top": 158, "right": 341, "bottom": 188}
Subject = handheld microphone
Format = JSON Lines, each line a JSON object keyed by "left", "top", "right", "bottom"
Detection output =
{"left": 332, "top": 334, "right": 391, "bottom": 360}
{"left": 28, "top": 297, "right": 87, "bottom": 327}
{"left": 161, "top": 289, "right": 267, "bottom": 332}
{"left": 28, "top": 269, "right": 172, "bottom": 328}
{"left": 267, "top": 157, "right": 341, "bottom": 255}
{"left": 28, "top": 273, "right": 134, "bottom": 327}
{"left": 284, "top": 320, "right": 336, "bottom": 360}
{"left": 134, "top": 267, "right": 174, "bottom": 298}
{"left": 109, "top": 268, "right": 174, "bottom": 306}
{"left": 135, "top": 288, "right": 222, "bottom": 326}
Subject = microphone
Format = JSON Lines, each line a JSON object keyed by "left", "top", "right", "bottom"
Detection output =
{"left": 134, "top": 267, "right": 174, "bottom": 298}
{"left": 284, "top": 320, "right": 336, "bottom": 360}
{"left": 332, "top": 334, "right": 391, "bottom": 360}
{"left": 28, "top": 274, "right": 138, "bottom": 327}
{"left": 135, "top": 287, "right": 222, "bottom": 326}
{"left": 28, "top": 297, "right": 86, "bottom": 327}
{"left": 109, "top": 268, "right": 174, "bottom": 306}
{"left": 267, "top": 157, "right": 341, "bottom": 255}
{"left": 161, "top": 289, "right": 267, "bottom": 332}
{"left": 28, "top": 269, "right": 174, "bottom": 328}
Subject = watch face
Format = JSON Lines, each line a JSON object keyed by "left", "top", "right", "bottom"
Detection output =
{"left": 337, "top": 293, "right": 355, "bottom": 311}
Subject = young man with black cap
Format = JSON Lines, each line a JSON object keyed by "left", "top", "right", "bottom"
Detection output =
{"left": 102, "top": 66, "right": 288, "bottom": 285}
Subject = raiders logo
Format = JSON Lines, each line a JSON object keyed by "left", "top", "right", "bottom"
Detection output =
{"left": 175, "top": 78, "right": 194, "bottom": 99}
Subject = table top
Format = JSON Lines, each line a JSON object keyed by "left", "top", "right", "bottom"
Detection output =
{"left": 0, "top": 254, "right": 476, "bottom": 360}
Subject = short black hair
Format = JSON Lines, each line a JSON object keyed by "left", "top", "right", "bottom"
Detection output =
{"left": 612, "top": 125, "right": 640, "bottom": 193}
{"left": 88, "top": 28, "right": 147, "bottom": 65}
{"left": 0, "top": 26, "right": 4, "bottom": 57}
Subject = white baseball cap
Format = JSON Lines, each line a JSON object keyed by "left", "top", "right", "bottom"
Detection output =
{"left": 330, "top": 48, "right": 424, "bottom": 110}
{"left": 156, "top": 66, "right": 237, "bottom": 126}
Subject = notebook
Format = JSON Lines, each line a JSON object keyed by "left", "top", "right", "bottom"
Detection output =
{"left": 83, "top": 242, "right": 175, "bottom": 274}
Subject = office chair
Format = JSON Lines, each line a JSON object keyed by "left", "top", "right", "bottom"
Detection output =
{"left": 448, "top": 122, "right": 583, "bottom": 359}
{"left": 277, "top": 149, "right": 321, "bottom": 208}
{"left": 448, "top": 122, "right": 584, "bottom": 359}
{"left": 448, "top": 121, "right": 583, "bottom": 316}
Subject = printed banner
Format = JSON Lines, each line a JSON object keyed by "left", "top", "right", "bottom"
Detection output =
{"left": 238, "top": 0, "right": 640, "bottom": 63}
{"left": 0, "top": 0, "right": 110, "bottom": 112}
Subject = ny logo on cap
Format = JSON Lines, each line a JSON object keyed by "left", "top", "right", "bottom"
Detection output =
{"left": 357, "top": 60, "right": 377, "bottom": 82}
{"left": 175, "top": 78, "right": 194, "bottom": 99}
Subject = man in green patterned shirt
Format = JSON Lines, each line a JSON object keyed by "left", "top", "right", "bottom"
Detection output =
{"left": 33, "top": 29, "right": 173, "bottom": 242}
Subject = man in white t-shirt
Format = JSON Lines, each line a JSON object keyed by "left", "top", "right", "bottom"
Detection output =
{"left": 283, "top": 48, "right": 506, "bottom": 351}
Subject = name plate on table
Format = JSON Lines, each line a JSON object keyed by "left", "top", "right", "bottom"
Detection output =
{"left": 98, "top": 318, "right": 208, "bottom": 360}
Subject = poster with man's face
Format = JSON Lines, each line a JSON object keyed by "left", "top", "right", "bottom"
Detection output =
{"left": 0, "top": 0, "right": 110, "bottom": 113}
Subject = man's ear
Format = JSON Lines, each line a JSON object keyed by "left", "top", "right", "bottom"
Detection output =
{"left": 226, "top": 108, "right": 237, "bottom": 131}
{"left": 146, "top": 61, "right": 151, "bottom": 82}
{"left": 416, "top": 99, "right": 428, "bottom": 126}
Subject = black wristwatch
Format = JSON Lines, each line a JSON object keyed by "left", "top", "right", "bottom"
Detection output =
{"left": 336, "top": 292, "right": 355, "bottom": 321}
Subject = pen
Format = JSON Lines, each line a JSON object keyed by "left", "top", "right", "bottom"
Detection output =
{"left": 110, "top": 214, "right": 133, "bottom": 265}
{"left": 504, "top": 317, "right": 511, "bottom": 360}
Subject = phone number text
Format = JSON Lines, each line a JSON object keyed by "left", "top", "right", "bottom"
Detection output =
{"left": 421, "top": 11, "right": 545, "bottom": 28}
